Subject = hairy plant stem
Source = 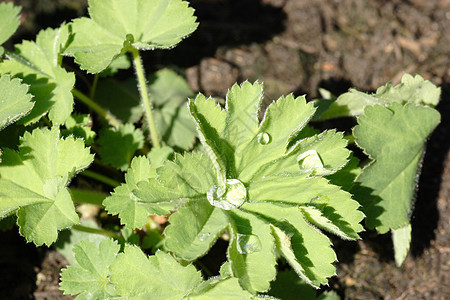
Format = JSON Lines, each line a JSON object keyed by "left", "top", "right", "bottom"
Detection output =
{"left": 73, "top": 224, "right": 124, "bottom": 241}
{"left": 72, "top": 89, "right": 121, "bottom": 128}
{"left": 90, "top": 73, "right": 99, "bottom": 99}
{"left": 80, "top": 169, "right": 120, "bottom": 187}
{"left": 131, "top": 48, "right": 161, "bottom": 148}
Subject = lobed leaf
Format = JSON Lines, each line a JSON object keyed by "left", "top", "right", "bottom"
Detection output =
{"left": 110, "top": 247, "right": 203, "bottom": 298}
{"left": 353, "top": 103, "right": 440, "bottom": 233}
{"left": 0, "top": 127, "right": 93, "bottom": 245}
{"left": 103, "top": 156, "right": 160, "bottom": 229}
{"left": 97, "top": 123, "right": 144, "bottom": 171}
{"left": 0, "top": 26, "right": 75, "bottom": 125}
{"left": 109, "top": 81, "right": 363, "bottom": 292}
{"left": 60, "top": 238, "right": 120, "bottom": 299}
{"left": 65, "top": 0, "right": 198, "bottom": 73}
{"left": 319, "top": 74, "right": 441, "bottom": 120}
{"left": 0, "top": 75, "right": 34, "bottom": 131}
{"left": 0, "top": 2, "right": 21, "bottom": 45}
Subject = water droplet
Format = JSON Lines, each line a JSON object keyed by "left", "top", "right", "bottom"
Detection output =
{"left": 236, "top": 234, "right": 262, "bottom": 254}
{"left": 257, "top": 132, "right": 271, "bottom": 145}
{"left": 207, "top": 179, "right": 247, "bottom": 210}
{"left": 297, "top": 150, "right": 324, "bottom": 174}
{"left": 198, "top": 233, "right": 211, "bottom": 241}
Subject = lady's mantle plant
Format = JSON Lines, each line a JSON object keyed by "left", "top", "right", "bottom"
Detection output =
{"left": 0, "top": 0, "right": 441, "bottom": 298}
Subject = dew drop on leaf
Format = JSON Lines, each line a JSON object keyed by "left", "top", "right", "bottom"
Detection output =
{"left": 198, "top": 232, "right": 211, "bottom": 241}
{"left": 236, "top": 233, "right": 262, "bottom": 254}
{"left": 297, "top": 150, "right": 325, "bottom": 174}
{"left": 207, "top": 179, "right": 247, "bottom": 210}
{"left": 257, "top": 132, "right": 271, "bottom": 145}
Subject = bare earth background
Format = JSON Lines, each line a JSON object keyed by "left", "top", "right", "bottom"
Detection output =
{"left": 1, "top": 0, "right": 449, "bottom": 299}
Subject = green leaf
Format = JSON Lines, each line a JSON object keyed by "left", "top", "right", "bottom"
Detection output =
{"left": 0, "top": 127, "right": 93, "bottom": 245}
{"left": 95, "top": 78, "right": 143, "bottom": 124}
{"left": 54, "top": 219, "right": 107, "bottom": 265}
{"left": 319, "top": 74, "right": 441, "bottom": 120}
{"left": 60, "top": 239, "right": 120, "bottom": 299}
{"left": 147, "top": 145, "right": 173, "bottom": 168}
{"left": 65, "top": 0, "right": 198, "bottom": 73}
{"left": 103, "top": 155, "right": 160, "bottom": 229}
{"left": 110, "top": 248, "right": 203, "bottom": 298}
{"left": 188, "top": 277, "right": 254, "bottom": 299}
{"left": 0, "top": 26, "right": 75, "bottom": 125}
{"left": 110, "top": 81, "right": 364, "bottom": 292}
{"left": 268, "top": 270, "right": 317, "bottom": 300}
{"left": 375, "top": 74, "right": 441, "bottom": 106}
{"left": 99, "top": 53, "right": 131, "bottom": 77}
{"left": 392, "top": 224, "right": 411, "bottom": 267}
{"left": 353, "top": 103, "right": 440, "bottom": 233}
{"left": 97, "top": 123, "right": 144, "bottom": 171}
{"left": 149, "top": 69, "right": 197, "bottom": 149}
{"left": 227, "top": 209, "right": 277, "bottom": 293}
{"left": 62, "top": 113, "right": 96, "bottom": 145}
{"left": 165, "top": 198, "right": 229, "bottom": 261}
{"left": 0, "top": 75, "right": 34, "bottom": 131}
{"left": 0, "top": 2, "right": 21, "bottom": 45}
{"left": 244, "top": 203, "right": 337, "bottom": 287}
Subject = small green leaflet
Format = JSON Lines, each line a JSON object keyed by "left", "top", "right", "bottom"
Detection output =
{"left": 0, "top": 127, "right": 93, "bottom": 245}
{"left": 60, "top": 238, "right": 253, "bottom": 299}
{"left": 0, "top": 2, "right": 21, "bottom": 52}
{"left": 353, "top": 103, "right": 440, "bottom": 233}
{"left": 149, "top": 69, "right": 197, "bottom": 149}
{"left": 318, "top": 74, "right": 441, "bottom": 120}
{"left": 392, "top": 224, "right": 411, "bottom": 267}
{"left": 108, "top": 81, "right": 364, "bottom": 291}
{"left": 62, "top": 113, "right": 96, "bottom": 145}
{"left": 0, "top": 75, "right": 34, "bottom": 131}
{"left": 0, "top": 25, "right": 75, "bottom": 125}
{"left": 97, "top": 123, "right": 144, "bottom": 171}
{"left": 64, "top": 0, "right": 198, "bottom": 73}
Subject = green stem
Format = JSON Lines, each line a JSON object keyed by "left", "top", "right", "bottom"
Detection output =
{"left": 131, "top": 48, "right": 160, "bottom": 148}
{"left": 73, "top": 224, "right": 123, "bottom": 241}
{"left": 80, "top": 170, "right": 121, "bottom": 187}
{"left": 90, "top": 73, "right": 99, "bottom": 100}
{"left": 72, "top": 89, "right": 121, "bottom": 128}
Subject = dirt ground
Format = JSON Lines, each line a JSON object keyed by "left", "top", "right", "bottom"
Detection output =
{"left": 1, "top": 0, "right": 449, "bottom": 299}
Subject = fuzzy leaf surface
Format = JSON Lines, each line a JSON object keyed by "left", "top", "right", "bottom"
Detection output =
{"left": 103, "top": 156, "right": 160, "bottom": 229}
{"left": 0, "top": 26, "right": 75, "bottom": 125}
{"left": 111, "top": 82, "right": 364, "bottom": 292}
{"left": 65, "top": 0, "right": 198, "bottom": 73}
{"left": 353, "top": 103, "right": 440, "bottom": 233}
{"left": 0, "top": 2, "right": 20, "bottom": 45}
{"left": 110, "top": 247, "right": 203, "bottom": 298}
{"left": 0, "top": 75, "right": 34, "bottom": 130}
{"left": 319, "top": 74, "right": 441, "bottom": 120}
{"left": 60, "top": 239, "right": 120, "bottom": 299}
{"left": 97, "top": 123, "right": 144, "bottom": 171}
{"left": 61, "top": 238, "right": 252, "bottom": 299}
{"left": 0, "top": 127, "right": 93, "bottom": 245}
{"left": 165, "top": 198, "right": 229, "bottom": 261}
{"left": 392, "top": 224, "right": 411, "bottom": 267}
